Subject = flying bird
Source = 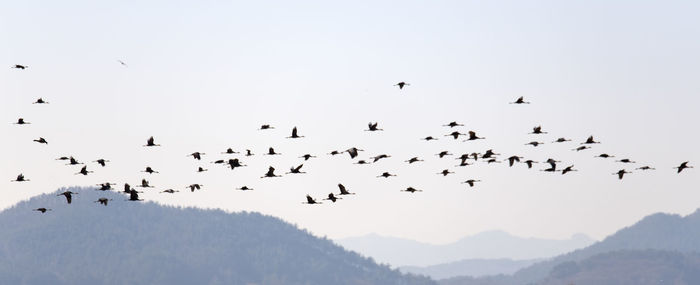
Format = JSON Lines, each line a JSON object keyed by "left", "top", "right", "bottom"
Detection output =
{"left": 438, "top": 169, "right": 454, "bottom": 176}
{"left": 11, "top": 174, "right": 29, "bottom": 182}
{"left": 324, "top": 193, "right": 341, "bottom": 203}
{"left": 33, "top": 98, "right": 49, "bottom": 104}
{"left": 675, "top": 161, "right": 693, "bottom": 173}
{"left": 14, "top": 118, "right": 30, "bottom": 125}
{"left": 141, "top": 166, "right": 159, "bottom": 174}
{"left": 188, "top": 152, "right": 205, "bottom": 160}
{"left": 161, "top": 189, "right": 179, "bottom": 194}
{"left": 227, "top": 158, "right": 246, "bottom": 169}
{"left": 636, "top": 166, "right": 655, "bottom": 171}
{"left": 377, "top": 172, "right": 397, "bottom": 178}
{"left": 33, "top": 137, "right": 48, "bottom": 144}
{"left": 94, "top": 198, "right": 112, "bottom": 206}
{"left": 287, "top": 164, "right": 305, "bottom": 174}
{"left": 58, "top": 191, "right": 77, "bottom": 204}
{"left": 300, "top": 154, "right": 316, "bottom": 161}
{"left": 371, "top": 154, "right": 391, "bottom": 163}
{"left": 197, "top": 167, "right": 208, "bottom": 172}
{"left": 582, "top": 136, "right": 601, "bottom": 144}
{"left": 34, "top": 208, "right": 51, "bottom": 213}
{"left": 510, "top": 96, "right": 530, "bottom": 104}
{"left": 128, "top": 189, "right": 142, "bottom": 201}
{"left": 354, "top": 160, "right": 370, "bottom": 165}
{"left": 261, "top": 166, "right": 281, "bottom": 178}
{"left": 401, "top": 187, "right": 422, "bottom": 193}
{"left": 616, "top": 159, "right": 636, "bottom": 163}
{"left": 337, "top": 184, "right": 355, "bottom": 195}
{"left": 436, "top": 151, "right": 452, "bottom": 158}
{"left": 561, "top": 165, "right": 577, "bottom": 175}
{"left": 446, "top": 131, "right": 465, "bottom": 140}
{"left": 139, "top": 179, "right": 153, "bottom": 188}
{"left": 259, "top": 124, "right": 274, "bottom": 130}
{"left": 12, "top": 64, "right": 28, "bottom": 69}
{"left": 303, "top": 195, "right": 321, "bottom": 204}
{"left": 287, "top": 127, "right": 304, "bottom": 138}
{"left": 187, "top": 184, "right": 203, "bottom": 192}
{"left": 346, "top": 147, "right": 364, "bottom": 159}
{"left": 553, "top": 137, "right": 571, "bottom": 143}
{"left": 464, "top": 131, "right": 485, "bottom": 141}
{"left": 222, "top": 148, "right": 239, "bottom": 154}
{"left": 117, "top": 60, "right": 128, "bottom": 67}
{"left": 530, "top": 126, "right": 547, "bottom": 134}
{"left": 525, "top": 141, "right": 544, "bottom": 147}
{"left": 406, "top": 157, "right": 424, "bottom": 164}
{"left": 507, "top": 156, "right": 522, "bottom": 167}
{"left": 422, "top": 136, "right": 438, "bottom": 141}
{"left": 76, "top": 166, "right": 93, "bottom": 176}
{"left": 573, "top": 146, "right": 591, "bottom": 152}
{"left": 266, "top": 147, "right": 281, "bottom": 155}
{"left": 245, "top": 149, "right": 254, "bottom": 156}
{"left": 394, "top": 82, "right": 410, "bottom": 89}
{"left": 524, "top": 160, "right": 538, "bottom": 169}
{"left": 443, "top": 121, "right": 464, "bottom": 128}
{"left": 462, "top": 179, "right": 481, "bottom": 187}
{"left": 94, "top": 159, "right": 110, "bottom": 167}
{"left": 144, "top": 136, "right": 160, "bottom": 147}
{"left": 366, "top": 122, "right": 383, "bottom": 131}
{"left": 595, "top": 154, "right": 614, "bottom": 158}
{"left": 236, "top": 186, "right": 253, "bottom": 191}
{"left": 614, "top": 169, "right": 632, "bottom": 180}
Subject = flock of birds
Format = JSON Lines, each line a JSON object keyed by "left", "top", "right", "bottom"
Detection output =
{"left": 7, "top": 65, "right": 695, "bottom": 213}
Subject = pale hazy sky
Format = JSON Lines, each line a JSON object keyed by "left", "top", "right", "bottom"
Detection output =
{"left": 2, "top": 0, "right": 699, "bottom": 244}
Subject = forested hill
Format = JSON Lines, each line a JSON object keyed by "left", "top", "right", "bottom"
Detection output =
{"left": 0, "top": 187, "right": 435, "bottom": 285}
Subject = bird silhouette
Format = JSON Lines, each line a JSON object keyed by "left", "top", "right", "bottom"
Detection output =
{"left": 422, "top": 136, "right": 438, "bottom": 141}
{"left": 161, "top": 189, "right": 179, "bottom": 193}
{"left": 328, "top": 150, "right": 342, "bottom": 156}
{"left": 227, "top": 158, "right": 246, "bottom": 169}
{"left": 303, "top": 195, "right": 321, "bottom": 204}
{"left": 462, "top": 179, "right": 481, "bottom": 187}
{"left": 11, "top": 174, "right": 29, "bottom": 182}
{"left": 287, "top": 164, "right": 305, "bottom": 174}
{"left": 56, "top": 156, "right": 70, "bottom": 161}
{"left": 582, "top": 136, "right": 601, "bottom": 144}
{"left": 438, "top": 169, "right": 454, "bottom": 176}
{"left": 76, "top": 166, "right": 93, "bottom": 176}
{"left": 58, "top": 191, "right": 77, "bottom": 204}
{"left": 94, "top": 159, "right": 110, "bottom": 167}
{"left": 636, "top": 166, "right": 655, "bottom": 171}
{"left": 561, "top": 165, "right": 577, "bottom": 175}
{"left": 67, "top": 156, "right": 83, "bottom": 165}
{"left": 446, "top": 131, "right": 465, "bottom": 140}
{"left": 33, "top": 98, "right": 49, "bottom": 104}
{"left": 300, "top": 154, "right": 317, "bottom": 161}
{"left": 406, "top": 157, "right": 424, "bottom": 164}
{"left": 236, "top": 186, "right": 253, "bottom": 191}
{"left": 212, "top": 159, "right": 226, "bottom": 164}
{"left": 616, "top": 159, "right": 636, "bottom": 163}
{"left": 354, "top": 160, "right": 370, "bottom": 165}
{"left": 530, "top": 126, "right": 547, "bottom": 134}
{"left": 261, "top": 166, "right": 281, "bottom": 178}
{"left": 97, "top": 182, "right": 115, "bottom": 191}
{"left": 266, "top": 147, "right": 281, "bottom": 155}
{"left": 117, "top": 60, "right": 128, "bottom": 67}
{"left": 553, "top": 137, "right": 571, "bottom": 143}
{"left": 366, "top": 122, "right": 383, "bottom": 131}
{"left": 595, "top": 153, "right": 614, "bottom": 158}
{"left": 675, "top": 161, "right": 693, "bottom": 173}
{"left": 14, "top": 118, "right": 30, "bottom": 125}
{"left": 222, "top": 148, "right": 239, "bottom": 154}
{"left": 245, "top": 149, "right": 254, "bottom": 156}
{"left": 464, "top": 131, "right": 485, "bottom": 141}
{"left": 197, "top": 167, "right": 208, "bottom": 172}
{"left": 524, "top": 160, "right": 538, "bottom": 169}
{"left": 324, "top": 193, "right": 341, "bottom": 203}
{"left": 337, "top": 184, "right": 355, "bottom": 195}
{"left": 187, "top": 184, "right": 203, "bottom": 192}
{"left": 614, "top": 169, "right": 632, "bottom": 180}
{"left": 394, "top": 82, "right": 410, "bottom": 89}
{"left": 94, "top": 198, "right": 112, "bottom": 206}
{"left": 139, "top": 179, "right": 153, "bottom": 188}
{"left": 510, "top": 96, "right": 530, "bottom": 104}
{"left": 525, "top": 141, "right": 544, "bottom": 147}
{"left": 482, "top": 149, "right": 500, "bottom": 159}
{"left": 401, "top": 187, "right": 422, "bottom": 193}
{"left": 12, "top": 64, "right": 28, "bottom": 69}
{"left": 128, "top": 189, "right": 142, "bottom": 201}
{"left": 371, "top": 154, "right": 391, "bottom": 163}
{"left": 144, "top": 136, "right": 160, "bottom": 147}
{"left": 436, "top": 151, "right": 452, "bottom": 158}
{"left": 34, "top": 208, "right": 51, "bottom": 213}
{"left": 377, "top": 172, "right": 397, "bottom": 178}
{"left": 443, "top": 121, "right": 464, "bottom": 128}
{"left": 123, "top": 183, "right": 132, "bottom": 193}
{"left": 188, "top": 152, "right": 205, "bottom": 160}
{"left": 141, "top": 166, "right": 159, "bottom": 174}
{"left": 259, "top": 124, "right": 274, "bottom": 130}
{"left": 346, "top": 147, "right": 364, "bottom": 159}
{"left": 573, "top": 146, "right": 591, "bottom": 152}
{"left": 287, "top": 127, "right": 304, "bottom": 138}
{"left": 507, "top": 156, "right": 522, "bottom": 167}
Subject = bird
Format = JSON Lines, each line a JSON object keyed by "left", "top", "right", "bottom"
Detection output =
{"left": 161, "top": 189, "right": 179, "bottom": 193}
{"left": 328, "top": 150, "right": 342, "bottom": 156}
{"left": 510, "top": 96, "right": 530, "bottom": 104}
{"left": 553, "top": 137, "right": 571, "bottom": 143}
{"left": 530, "top": 126, "right": 547, "bottom": 134}
{"left": 422, "top": 136, "right": 438, "bottom": 141}
{"left": 141, "top": 166, "right": 159, "bottom": 174}
{"left": 614, "top": 169, "right": 632, "bottom": 180}
{"left": 94, "top": 198, "right": 112, "bottom": 206}
{"left": 464, "top": 131, "right": 485, "bottom": 141}
{"left": 524, "top": 160, "right": 538, "bottom": 169}
{"left": 227, "top": 158, "right": 246, "bottom": 169}
{"left": 406, "top": 157, "right": 424, "bottom": 164}
{"left": 616, "top": 159, "right": 636, "bottom": 163}
{"left": 443, "top": 121, "right": 464, "bottom": 128}
{"left": 117, "top": 60, "right": 128, "bottom": 67}
{"left": 545, "top": 158, "right": 560, "bottom": 169}
{"left": 346, "top": 147, "right": 364, "bottom": 159}
{"left": 675, "top": 161, "right": 693, "bottom": 173}
{"left": 287, "top": 164, "right": 305, "bottom": 174}
{"left": 507, "top": 156, "right": 522, "bottom": 167}
{"left": 14, "top": 118, "right": 30, "bottom": 125}
{"left": 188, "top": 152, "right": 205, "bottom": 160}
{"left": 97, "top": 183, "right": 114, "bottom": 191}
{"left": 337, "top": 184, "right": 355, "bottom": 195}
{"left": 438, "top": 169, "right": 454, "bottom": 176}
{"left": 401, "top": 187, "right": 422, "bottom": 193}
{"left": 75, "top": 166, "right": 93, "bottom": 176}
{"left": 123, "top": 183, "right": 132, "bottom": 193}
{"left": 561, "top": 165, "right": 577, "bottom": 175}
{"left": 394, "top": 82, "right": 410, "bottom": 89}
{"left": 187, "top": 184, "right": 203, "bottom": 192}
{"left": 139, "top": 179, "right": 153, "bottom": 188}
{"left": 144, "top": 136, "right": 160, "bottom": 147}
{"left": 259, "top": 124, "right": 274, "bottom": 130}
{"left": 572, "top": 146, "right": 591, "bottom": 152}
{"left": 366, "top": 122, "right": 383, "bottom": 131}
{"left": 485, "top": 158, "right": 501, "bottom": 164}
{"left": 33, "top": 98, "right": 49, "bottom": 104}
{"left": 595, "top": 153, "right": 614, "bottom": 158}
{"left": 455, "top": 160, "right": 472, "bottom": 167}
{"left": 236, "top": 186, "right": 253, "bottom": 191}
{"left": 354, "top": 160, "right": 370, "bottom": 165}
{"left": 446, "top": 131, "right": 465, "bottom": 140}
{"left": 197, "top": 167, "right": 208, "bottom": 173}
{"left": 462, "top": 179, "right": 481, "bottom": 187}
{"left": 245, "top": 149, "right": 254, "bottom": 156}
{"left": 436, "top": 151, "right": 452, "bottom": 158}
{"left": 303, "top": 195, "right": 321, "bottom": 204}
{"left": 582, "top": 136, "right": 601, "bottom": 144}
{"left": 636, "top": 166, "right": 655, "bottom": 171}
{"left": 481, "top": 149, "right": 500, "bottom": 159}
{"left": 56, "top": 156, "right": 71, "bottom": 161}
{"left": 67, "top": 156, "right": 83, "bottom": 165}
{"left": 261, "top": 166, "right": 281, "bottom": 178}
{"left": 34, "top": 208, "right": 51, "bottom": 213}
{"left": 12, "top": 64, "right": 28, "bottom": 69}
{"left": 324, "top": 193, "right": 341, "bottom": 203}
{"left": 371, "top": 154, "right": 391, "bottom": 163}
{"left": 377, "top": 172, "right": 397, "bottom": 178}
{"left": 11, "top": 174, "right": 29, "bottom": 182}
{"left": 266, "top": 147, "right": 281, "bottom": 155}
{"left": 212, "top": 159, "right": 226, "bottom": 164}
{"left": 94, "top": 159, "right": 110, "bottom": 167}
{"left": 300, "top": 154, "right": 316, "bottom": 161}
{"left": 287, "top": 127, "right": 304, "bottom": 138}
{"left": 222, "top": 148, "right": 239, "bottom": 154}
{"left": 525, "top": 141, "right": 544, "bottom": 147}
{"left": 58, "top": 191, "right": 77, "bottom": 204}
{"left": 128, "top": 189, "right": 142, "bottom": 201}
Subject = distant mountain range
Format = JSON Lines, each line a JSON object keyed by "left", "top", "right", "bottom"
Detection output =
{"left": 336, "top": 231, "right": 595, "bottom": 267}
{"left": 400, "top": 258, "right": 541, "bottom": 280}
{"left": 0, "top": 188, "right": 435, "bottom": 285}
{"left": 439, "top": 209, "right": 700, "bottom": 285}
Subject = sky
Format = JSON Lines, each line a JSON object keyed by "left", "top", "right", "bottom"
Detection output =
{"left": 1, "top": 0, "right": 699, "bottom": 244}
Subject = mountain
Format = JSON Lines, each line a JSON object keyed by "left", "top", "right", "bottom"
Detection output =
{"left": 440, "top": 209, "right": 700, "bottom": 285}
{"left": 400, "top": 258, "right": 541, "bottom": 280}
{"left": 0, "top": 187, "right": 435, "bottom": 285}
{"left": 336, "top": 231, "right": 594, "bottom": 267}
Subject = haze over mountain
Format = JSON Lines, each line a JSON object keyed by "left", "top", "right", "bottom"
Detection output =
{"left": 0, "top": 187, "right": 435, "bottom": 285}
{"left": 440, "top": 209, "right": 700, "bottom": 285}
{"left": 336, "top": 231, "right": 594, "bottom": 267}
{"left": 400, "top": 258, "right": 541, "bottom": 280}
